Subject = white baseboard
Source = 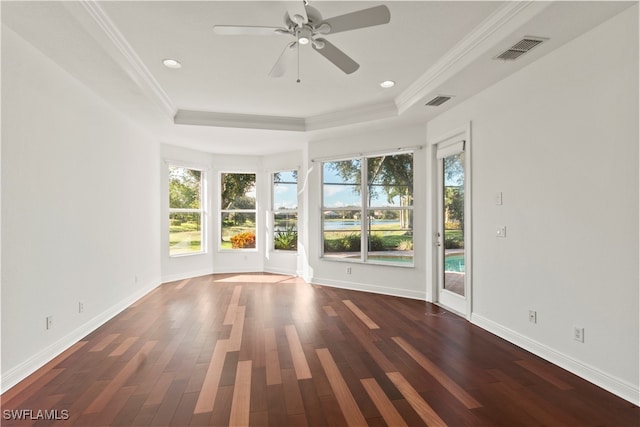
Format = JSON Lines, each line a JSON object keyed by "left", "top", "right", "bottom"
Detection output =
{"left": 1, "top": 279, "right": 161, "bottom": 394}
{"left": 471, "top": 313, "right": 640, "bottom": 406}
{"left": 212, "top": 267, "right": 265, "bottom": 274}
{"left": 161, "top": 268, "right": 214, "bottom": 284}
{"left": 310, "top": 276, "right": 426, "bottom": 301}
{"left": 264, "top": 266, "right": 297, "bottom": 276}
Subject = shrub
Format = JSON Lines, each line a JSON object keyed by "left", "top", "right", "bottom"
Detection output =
{"left": 230, "top": 232, "right": 256, "bottom": 249}
{"left": 342, "top": 234, "right": 361, "bottom": 252}
{"left": 368, "top": 234, "right": 385, "bottom": 251}
{"left": 396, "top": 239, "right": 414, "bottom": 251}
{"left": 444, "top": 236, "right": 463, "bottom": 249}
{"left": 274, "top": 229, "right": 297, "bottom": 251}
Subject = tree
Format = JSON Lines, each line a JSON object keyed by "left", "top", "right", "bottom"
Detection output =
{"left": 221, "top": 173, "right": 256, "bottom": 209}
{"left": 169, "top": 167, "right": 201, "bottom": 209}
{"left": 327, "top": 154, "right": 413, "bottom": 229}
{"left": 445, "top": 186, "right": 464, "bottom": 226}
{"left": 443, "top": 151, "right": 465, "bottom": 231}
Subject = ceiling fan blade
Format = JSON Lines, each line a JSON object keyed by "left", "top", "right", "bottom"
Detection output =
{"left": 269, "top": 42, "right": 297, "bottom": 78}
{"left": 312, "top": 38, "right": 359, "bottom": 74}
{"left": 322, "top": 5, "right": 390, "bottom": 35}
{"left": 213, "top": 25, "right": 287, "bottom": 36}
{"left": 286, "top": 0, "right": 308, "bottom": 25}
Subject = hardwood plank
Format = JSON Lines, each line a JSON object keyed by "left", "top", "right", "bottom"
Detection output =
{"left": 175, "top": 278, "right": 191, "bottom": 290}
{"left": 386, "top": 371, "right": 447, "bottom": 427}
{"left": 1, "top": 368, "right": 65, "bottom": 410}
{"left": 316, "top": 348, "right": 368, "bottom": 427}
{"left": 108, "top": 336, "right": 138, "bottom": 357}
{"left": 224, "top": 285, "right": 243, "bottom": 325}
{"left": 515, "top": 359, "right": 573, "bottom": 390}
{"left": 342, "top": 300, "right": 380, "bottom": 329}
{"left": 2, "top": 341, "right": 86, "bottom": 405}
{"left": 391, "top": 336, "right": 482, "bottom": 409}
{"left": 151, "top": 377, "right": 188, "bottom": 426}
{"left": 361, "top": 377, "right": 408, "bottom": 427}
{"left": 89, "top": 333, "right": 119, "bottom": 352}
{"left": 144, "top": 371, "right": 174, "bottom": 406}
{"left": 323, "top": 305, "right": 338, "bottom": 317}
{"left": 170, "top": 391, "right": 198, "bottom": 426}
{"left": 229, "top": 360, "right": 252, "bottom": 427}
{"left": 264, "top": 327, "right": 282, "bottom": 385}
{"left": 281, "top": 368, "right": 305, "bottom": 416}
{"left": 193, "top": 339, "right": 228, "bottom": 414}
{"left": 84, "top": 340, "right": 157, "bottom": 414}
{"left": 228, "top": 305, "right": 246, "bottom": 352}
{"left": 285, "top": 324, "right": 312, "bottom": 380}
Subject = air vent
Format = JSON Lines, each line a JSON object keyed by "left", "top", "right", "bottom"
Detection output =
{"left": 425, "top": 95, "right": 452, "bottom": 107}
{"left": 495, "top": 36, "right": 547, "bottom": 61}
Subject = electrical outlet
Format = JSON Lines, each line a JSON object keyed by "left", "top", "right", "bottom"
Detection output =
{"left": 496, "top": 226, "right": 507, "bottom": 238}
{"left": 46, "top": 316, "right": 53, "bottom": 330}
{"left": 495, "top": 192, "right": 503, "bottom": 205}
{"left": 574, "top": 327, "right": 584, "bottom": 343}
{"left": 528, "top": 310, "right": 537, "bottom": 324}
{"left": 346, "top": 267, "right": 352, "bottom": 275}
{"left": 79, "top": 301, "right": 84, "bottom": 313}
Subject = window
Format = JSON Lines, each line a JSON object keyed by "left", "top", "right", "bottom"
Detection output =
{"left": 220, "top": 173, "right": 257, "bottom": 250}
{"left": 169, "top": 166, "right": 204, "bottom": 256}
{"left": 272, "top": 171, "right": 298, "bottom": 251}
{"left": 322, "top": 152, "right": 413, "bottom": 265}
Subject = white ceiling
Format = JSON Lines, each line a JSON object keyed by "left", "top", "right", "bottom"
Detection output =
{"left": 2, "top": 1, "right": 634, "bottom": 155}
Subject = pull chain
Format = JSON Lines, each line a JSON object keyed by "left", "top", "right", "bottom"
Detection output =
{"left": 296, "top": 40, "right": 301, "bottom": 83}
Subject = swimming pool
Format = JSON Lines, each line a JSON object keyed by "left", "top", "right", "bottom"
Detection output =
{"left": 445, "top": 254, "right": 465, "bottom": 273}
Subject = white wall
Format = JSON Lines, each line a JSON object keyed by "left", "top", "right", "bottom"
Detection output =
{"left": 262, "top": 151, "right": 303, "bottom": 276}
{"left": 1, "top": 28, "right": 162, "bottom": 390}
{"left": 427, "top": 6, "right": 638, "bottom": 403}
{"left": 160, "top": 144, "right": 214, "bottom": 282}
{"left": 307, "top": 124, "right": 428, "bottom": 299}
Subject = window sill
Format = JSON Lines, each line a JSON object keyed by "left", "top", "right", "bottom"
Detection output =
{"left": 320, "top": 256, "right": 414, "bottom": 268}
{"left": 169, "top": 251, "right": 206, "bottom": 258}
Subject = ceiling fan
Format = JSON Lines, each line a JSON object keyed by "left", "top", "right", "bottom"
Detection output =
{"left": 213, "top": 1, "right": 391, "bottom": 80}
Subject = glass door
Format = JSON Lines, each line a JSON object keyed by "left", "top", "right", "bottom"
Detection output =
{"left": 436, "top": 140, "right": 467, "bottom": 315}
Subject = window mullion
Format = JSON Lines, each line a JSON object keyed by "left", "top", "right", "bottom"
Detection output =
{"left": 361, "top": 156, "right": 367, "bottom": 263}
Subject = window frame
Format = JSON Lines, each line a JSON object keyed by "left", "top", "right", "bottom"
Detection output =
{"left": 271, "top": 170, "right": 298, "bottom": 252}
{"left": 219, "top": 171, "right": 258, "bottom": 252}
{"left": 321, "top": 151, "right": 414, "bottom": 267}
{"left": 168, "top": 164, "right": 206, "bottom": 257}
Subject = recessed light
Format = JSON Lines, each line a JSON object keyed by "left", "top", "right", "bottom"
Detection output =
{"left": 162, "top": 59, "right": 182, "bottom": 69}
{"left": 380, "top": 80, "right": 395, "bottom": 88}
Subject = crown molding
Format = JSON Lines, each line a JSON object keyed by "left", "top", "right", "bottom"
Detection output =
{"left": 175, "top": 99, "right": 398, "bottom": 133}
{"left": 175, "top": 110, "right": 306, "bottom": 132}
{"left": 62, "top": 0, "right": 176, "bottom": 118}
{"left": 305, "top": 99, "right": 398, "bottom": 131}
{"left": 63, "top": 0, "right": 550, "bottom": 133}
{"left": 395, "top": 1, "right": 552, "bottom": 114}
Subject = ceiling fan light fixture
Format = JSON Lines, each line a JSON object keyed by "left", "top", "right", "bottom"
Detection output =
{"left": 380, "top": 80, "right": 395, "bottom": 88}
{"left": 297, "top": 27, "right": 312, "bottom": 45}
{"left": 162, "top": 58, "right": 182, "bottom": 69}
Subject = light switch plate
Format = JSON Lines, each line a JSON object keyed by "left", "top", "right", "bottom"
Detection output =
{"left": 495, "top": 192, "right": 503, "bottom": 205}
{"left": 496, "top": 226, "right": 507, "bottom": 238}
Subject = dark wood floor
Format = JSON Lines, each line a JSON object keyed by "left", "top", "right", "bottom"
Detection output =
{"left": 2, "top": 273, "right": 638, "bottom": 426}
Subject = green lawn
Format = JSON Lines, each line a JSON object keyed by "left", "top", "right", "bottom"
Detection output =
{"left": 169, "top": 231, "right": 202, "bottom": 255}
{"left": 323, "top": 221, "right": 413, "bottom": 252}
